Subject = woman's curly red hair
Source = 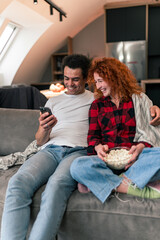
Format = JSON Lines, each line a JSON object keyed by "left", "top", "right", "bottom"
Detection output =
{"left": 87, "top": 57, "right": 143, "bottom": 101}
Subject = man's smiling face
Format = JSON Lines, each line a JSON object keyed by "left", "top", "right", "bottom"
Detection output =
{"left": 63, "top": 66, "right": 86, "bottom": 95}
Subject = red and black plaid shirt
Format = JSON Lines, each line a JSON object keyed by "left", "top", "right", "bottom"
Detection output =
{"left": 87, "top": 96, "right": 151, "bottom": 155}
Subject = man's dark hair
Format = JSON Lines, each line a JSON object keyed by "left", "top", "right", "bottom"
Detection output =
{"left": 62, "top": 54, "right": 91, "bottom": 79}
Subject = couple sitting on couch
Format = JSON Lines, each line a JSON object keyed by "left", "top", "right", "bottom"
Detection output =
{"left": 1, "top": 54, "right": 160, "bottom": 240}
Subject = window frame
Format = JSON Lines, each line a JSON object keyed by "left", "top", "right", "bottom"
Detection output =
{"left": 0, "top": 20, "right": 19, "bottom": 61}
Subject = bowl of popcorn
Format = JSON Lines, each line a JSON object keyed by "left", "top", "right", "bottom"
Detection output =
{"left": 104, "top": 147, "right": 132, "bottom": 170}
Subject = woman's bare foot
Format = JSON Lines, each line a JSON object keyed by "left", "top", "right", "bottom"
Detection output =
{"left": 78, "top": 183, "right": 90, "bottom": 193}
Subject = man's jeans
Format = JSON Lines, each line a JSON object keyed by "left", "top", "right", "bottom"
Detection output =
{"left": 70, "top": 147, "right": 160, "bottom": 203}
{"left": 1, "top": 145, "right": 87, "bottom": 240}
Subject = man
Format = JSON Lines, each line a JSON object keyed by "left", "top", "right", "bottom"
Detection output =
{"left": 1, "top": 54, "right": 160, "bottom": 240}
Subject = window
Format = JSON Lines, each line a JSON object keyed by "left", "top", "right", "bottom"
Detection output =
{"left": 0, "top": 17, "right": 4, "bottom": 27}
{"left": 0, "top": 19, "right": 19, "bottom": 60}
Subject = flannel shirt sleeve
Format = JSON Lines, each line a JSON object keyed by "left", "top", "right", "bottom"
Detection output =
{"left": 87, "top": 101, "right": 102, "bottom": 155}
{"left": 138, "top": 141, "right": 152, "bottom": 148}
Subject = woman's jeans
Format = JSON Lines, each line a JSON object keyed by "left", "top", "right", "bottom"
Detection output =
{"left": 70, "top": 147, "right": 160, "bottom": 203}
{"left": 1, "top": 145, "right": 87, "bottom": 240}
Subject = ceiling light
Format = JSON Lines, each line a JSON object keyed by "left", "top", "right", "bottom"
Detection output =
{"left": 50, "top": 5, "right": 53, "bottom": 15}
{"left": 59, "top": 13, "right": 62, "bottom": 22}
{"left": 33, "top": 0, "right": 38, "bottom": 4}
{"left": 33, "top": 0, "right": 67, "bottom": 21}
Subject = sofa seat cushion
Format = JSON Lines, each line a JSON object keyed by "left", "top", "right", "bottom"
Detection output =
{"left": 58, "top": 190, "right": 160, "bottom": 240}
{"left": 0, "top": 166, "right": 20, "bottom": 224}
{"left": 1, "top": 166, "right": 160, "bottom": 240}
{"left": 0, "top": 167, "right": 20, "bottom": 204}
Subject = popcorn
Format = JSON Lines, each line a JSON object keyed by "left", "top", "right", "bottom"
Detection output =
{"left": 104, "top": 148, "right": 132, "bottom": 170}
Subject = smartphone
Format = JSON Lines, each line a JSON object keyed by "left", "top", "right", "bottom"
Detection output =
{"left": 39, "top": 107, "right": 52, "bottom": 116}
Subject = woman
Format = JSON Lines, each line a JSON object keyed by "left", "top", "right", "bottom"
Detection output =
{"left": 70, "top": 57, "right": 160, "bottom": 203}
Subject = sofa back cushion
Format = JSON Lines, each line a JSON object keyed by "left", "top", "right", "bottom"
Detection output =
{"left": 0, "top": 108, "right": 39, "bottom": 156}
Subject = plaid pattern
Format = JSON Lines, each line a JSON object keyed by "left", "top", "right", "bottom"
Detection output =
{"left": 87, "top": 96, "right": 151, "bottom": 155}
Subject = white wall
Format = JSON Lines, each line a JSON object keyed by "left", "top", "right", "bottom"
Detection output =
{"left": 0, "top": 0, "right": 52, "bottom": 85}
{"left": 41, "top": 14, "right": 105, "bottom": 83}
{"left": 73, "top": 15, "right": 105, "bottom": 58}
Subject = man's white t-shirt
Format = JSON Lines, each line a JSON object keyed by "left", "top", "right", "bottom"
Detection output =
{"left": 42, "top": 90, "right": 94, "bottom": 148}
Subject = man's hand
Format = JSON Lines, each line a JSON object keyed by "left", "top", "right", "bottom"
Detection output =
{"left": 95, "top": 144, "right": 109, "bottom": 161}
{"left": 150, "top": 105, "right": 160, "bottom": 126}
{"left": 125, "top": 143, "right": 145, "bottom": 169}
{"left": 35, "top": 112, "right": 57, "bottom": 146}
{"left": 39, "top": 112, "right": 57, "bottom": 131}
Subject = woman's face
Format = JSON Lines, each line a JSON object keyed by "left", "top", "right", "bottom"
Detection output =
{"left": 94, "top": 72, "right": 111, "bottom": 97}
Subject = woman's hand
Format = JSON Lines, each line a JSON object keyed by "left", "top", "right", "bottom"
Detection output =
{"left": 150, "top": 105, "right": 160, "bottom": 126}
{"left": 95, "top": 144, "right": 109, "bottom": 161}
{"left": 125, "top": 143, "right": 145, "bottom": 169}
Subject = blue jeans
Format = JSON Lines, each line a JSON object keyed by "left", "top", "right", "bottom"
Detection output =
{"left": 1, "top": 145, "right": 87, "bottom": 240}
{"left": 70, "top": 147, "right": 160, "bottom": 203}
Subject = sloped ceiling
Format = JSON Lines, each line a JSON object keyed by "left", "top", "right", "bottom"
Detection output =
{"left": 0, "top": 0, "right": 150, "bottom": 85}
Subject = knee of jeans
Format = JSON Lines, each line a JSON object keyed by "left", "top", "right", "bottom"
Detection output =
{"left": 8, "top": 172, "right": 33, "bottom": 196}
{"left": 70, "top": 156, "right": 85, "bottom": 179}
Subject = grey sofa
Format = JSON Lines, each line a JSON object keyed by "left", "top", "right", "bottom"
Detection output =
{"left": 0, "top": 107, "right": 160, "bottom": 240}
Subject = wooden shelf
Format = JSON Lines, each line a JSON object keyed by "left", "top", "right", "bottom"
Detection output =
{"left": 141, "top": 79, "right": 160, "bottom": 107}
{"left": 141, "top": 79, "right": 160, "bottom": 92}
{"left": 51, "top": 37, "right": 72, "bottom": 82}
